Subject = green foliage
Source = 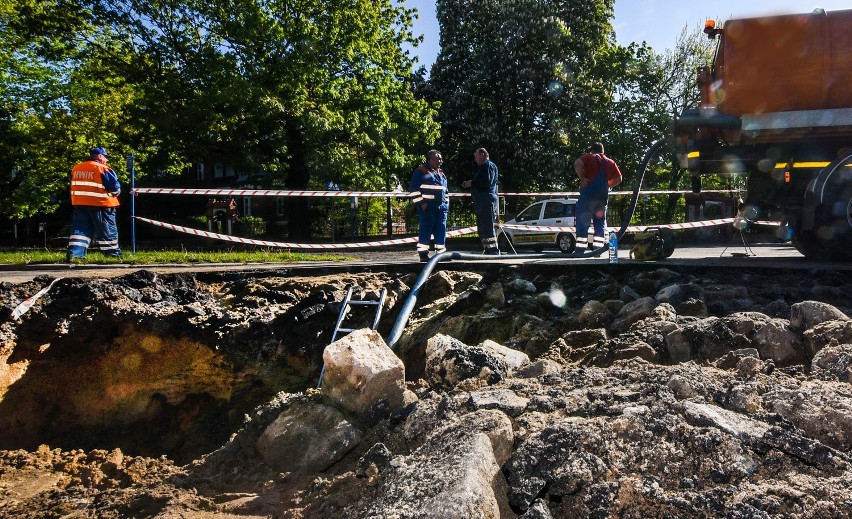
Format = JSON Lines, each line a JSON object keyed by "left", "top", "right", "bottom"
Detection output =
{"left": 430, "top": 0, "right": 719, "bottom": 226}
{"left": 431, "top": 0, "right": 617, "bottom": 201}
{"left": 238, "top": 215, "right": 267, "bottom": 237}
{"left": 0, "top": 0, "right": 135, "bottom": 220}
{"left": 98, "top": 0, "right": 439, "bottom": 238}
{"left": 2, "top": 0, "right": 727, "bottom": 236}
{"left": 608, "top": 23, "right": 717, "bottom": 223}
{"left": 1, "top": 0, "right": 440, "bottom": 240}
{"left": 0, "top": 248, "right": 346, "bottom": 264}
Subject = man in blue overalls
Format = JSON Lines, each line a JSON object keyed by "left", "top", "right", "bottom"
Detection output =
{"left": 573, "top": 142, "right": 622, "bottom": 255}
{"left": 409, "top": 150, "right": 449, "bottom": 262}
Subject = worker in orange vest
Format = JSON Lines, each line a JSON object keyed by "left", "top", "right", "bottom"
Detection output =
{"left": 67, "top": 147, "right": 122, "bottom": 261}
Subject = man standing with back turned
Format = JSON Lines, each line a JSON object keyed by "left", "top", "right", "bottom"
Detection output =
{"left": 463, "top": 148, "right": 499, "bottom": 255}
{"left": 573, "top": 142, "right": 622, "bottom": 255}
{"left": 67, "top": 147, "right": 122, "bottom": 261}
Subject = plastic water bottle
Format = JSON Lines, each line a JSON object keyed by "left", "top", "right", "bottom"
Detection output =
{"left": 608, "top": 231, "right": 618, "bottom": 264}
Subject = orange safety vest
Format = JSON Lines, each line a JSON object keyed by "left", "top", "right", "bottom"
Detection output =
{"left": 70, "top": 160, "right": 120, "bottom": 207}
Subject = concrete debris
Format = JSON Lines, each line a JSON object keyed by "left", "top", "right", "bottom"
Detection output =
{"left": 1, "top": 266, "right": 851, "bottom": 517}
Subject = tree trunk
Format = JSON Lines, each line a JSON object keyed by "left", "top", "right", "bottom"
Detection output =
{"left": 284, "top": 117, "right": 311, "bottom": 241}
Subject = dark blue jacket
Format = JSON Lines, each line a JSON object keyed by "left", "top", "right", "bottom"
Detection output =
{"left": 471, "top": 159, "right": 498, "bottom": 204}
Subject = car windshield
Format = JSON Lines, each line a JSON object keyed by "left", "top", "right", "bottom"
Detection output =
{"left": 543, "top": 201, "right": 573, "bottom": 219}
{"left": 515, "top": 203, "right": 542, "bottom": 222}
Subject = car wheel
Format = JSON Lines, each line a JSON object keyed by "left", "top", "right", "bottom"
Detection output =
{"left": 557, "top": 233, "right": 576, "bottom": 253}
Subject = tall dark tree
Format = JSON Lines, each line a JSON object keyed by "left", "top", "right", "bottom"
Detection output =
{"left": 430, "top": 0, "right": 616, "bottom": 202}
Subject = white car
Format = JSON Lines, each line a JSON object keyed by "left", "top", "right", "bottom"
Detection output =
{"left": 498, "top": 198, "right": 578, "bottom": 253}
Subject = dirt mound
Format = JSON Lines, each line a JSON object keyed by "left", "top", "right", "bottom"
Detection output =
{"left": 1, "top": 265, "right": 851, "bottom": 517}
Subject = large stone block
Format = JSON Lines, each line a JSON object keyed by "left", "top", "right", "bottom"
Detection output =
{"left": 256, "top": 401, "right": 361, "bottom": 473}
{"left": 321, "top": 328, "right": 406, "bottom": 415}
{"left": 790, "top": 301, "right": 849, "bottom": 333}
{"left": 426, "top": 334, "right": 508, "bottom": 390}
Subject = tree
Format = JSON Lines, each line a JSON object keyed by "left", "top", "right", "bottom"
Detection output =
{"left": 430, "top": 0, "right": 617, "bottom": 203}
{"left": 429, "top": 0, "right": 724, "bottom": 227}
{"left": 96, "top": 0, "right": 439, "bottom": 239}
{"left": 0, "top": 0, "right": 133, "bottom": 239}
{"left": 606, "top": 23, "right": 717, "bottom": 224}
{"left": 2, "top": 0, "right": 439, "bottom": 241}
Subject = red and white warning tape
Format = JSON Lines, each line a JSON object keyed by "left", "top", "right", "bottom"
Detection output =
{"left": 498, "top": 189, "right": 736, "bottom": 197}
{"left": 132, "top": 188, "right": 738, "bottom": 198}
{"left": 134, "top": 217, "right": 477, "bottom": 249}
{"left": 499, "top": 218, "right": 781, "bottom": 234}
{"left": 137, "top": 216, "right": 782, "bottom": 249}
{"left": 499, "top": 218, "right": 733, "bottom": 233}
{"left": 12, "top": 277, "right": 62, "bottom": 320}
{"left": 132, "top": 188, "right": 420, "bottom": 198}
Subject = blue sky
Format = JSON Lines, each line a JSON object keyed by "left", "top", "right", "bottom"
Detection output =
{"left": 402, "top": 1, "right": 852, "bottom": 68}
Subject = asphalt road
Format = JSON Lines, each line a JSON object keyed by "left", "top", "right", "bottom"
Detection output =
{"left": 2, "top": 241, "right": 847, "bottom": 286}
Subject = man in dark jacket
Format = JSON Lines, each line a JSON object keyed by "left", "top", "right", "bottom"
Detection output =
{"left": 463, "top": 148, "right": 499, "bottom": 255}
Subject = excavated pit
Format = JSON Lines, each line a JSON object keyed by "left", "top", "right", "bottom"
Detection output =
{"left": 1, "top": 265, "right": 851, "bottom": 466}
{"left": 2, "top": 264, "right": 852, "bottom": 517}
{"left": 0, "top": 268, "right": 411, "bottom": 465}
{"left": 1, "top": 325, "right": 248, "bottom": 464}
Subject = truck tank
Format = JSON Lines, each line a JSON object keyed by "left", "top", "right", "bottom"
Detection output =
{"left": 674, "top": 8, "right": 852, "bottom": 260}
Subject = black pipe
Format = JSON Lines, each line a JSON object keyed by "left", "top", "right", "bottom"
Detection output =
{"left": 617, "top": 138, "right": 670, "bottom": 240}
{"left": 385, "top": 250, "right": 547, "bottom": 349}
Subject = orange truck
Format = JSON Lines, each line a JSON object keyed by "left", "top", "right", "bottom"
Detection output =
{"left": 674, "top": 8, "right": 852, "bottom": 259}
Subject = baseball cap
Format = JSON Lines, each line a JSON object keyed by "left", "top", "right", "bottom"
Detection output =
{"left": 90, "top": 147, "right": 111, "bottom": 158}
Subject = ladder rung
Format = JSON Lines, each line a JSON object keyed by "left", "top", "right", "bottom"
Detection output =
{"left": 337, "top": 327, "right": 357, "bottom": 333}
{"left": 347, "top": 300, "right": 381, "bottom": 306}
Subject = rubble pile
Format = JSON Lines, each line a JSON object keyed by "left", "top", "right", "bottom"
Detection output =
{"left": 1, "top": 265, "right": 851, "bottom": 517}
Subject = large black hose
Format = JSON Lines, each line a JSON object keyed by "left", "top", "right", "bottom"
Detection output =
{"left": 615, "top": 138, "right": 670, "bottom": 241}
{"left": 385, "top": 250, "right": 545, "bottom": 349}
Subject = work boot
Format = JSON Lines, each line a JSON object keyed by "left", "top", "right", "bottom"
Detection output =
{"left": 484, "top": 248, "right": 499, "bottom": 256}
{"left": 419, "top": 251, "right": 429, "bottom": 263}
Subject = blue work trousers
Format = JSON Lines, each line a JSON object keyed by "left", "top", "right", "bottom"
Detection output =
{"left": 68, "top": 206, "right": 121, "bottom": 258}
{"left": 417, "top": 205, "right": 448, "bottom": 253}
{"left": 575, "top": 172, "right": 609, "bottom": 240}
{"left": 473, "top": 195, "right": 498, "bottom": 240}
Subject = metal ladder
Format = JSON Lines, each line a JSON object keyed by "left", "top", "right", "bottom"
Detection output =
{"left": 317, "top": 286, "right": 387, "bottom": 388}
